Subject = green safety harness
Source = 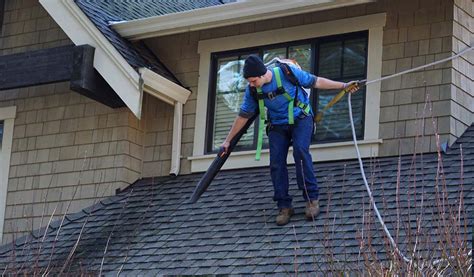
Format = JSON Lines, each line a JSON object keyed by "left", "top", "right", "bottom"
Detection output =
{"left": 254, "top": 66, "right": 311, "bottom": 161}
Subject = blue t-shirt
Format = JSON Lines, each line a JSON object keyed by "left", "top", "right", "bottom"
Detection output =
{"left": 239, "top": 65, "right": 316, "bottom": 125}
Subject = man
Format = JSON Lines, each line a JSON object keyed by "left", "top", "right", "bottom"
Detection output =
{"left": 221, "top": 55, "right": 359, "bottom": 226}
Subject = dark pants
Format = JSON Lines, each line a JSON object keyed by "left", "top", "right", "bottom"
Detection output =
{"left": 268, "top": 115, "right": 319, "bottom": 208}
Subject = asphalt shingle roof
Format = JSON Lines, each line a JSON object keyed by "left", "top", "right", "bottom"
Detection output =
{"left": 77, "top": 0, "right": 237, "bottom": 21}
{"left": 73, "top": 0, "right": 237, "bottom": 86}
{"left": 0, "top": 125, "right": 473, "bottom": 275}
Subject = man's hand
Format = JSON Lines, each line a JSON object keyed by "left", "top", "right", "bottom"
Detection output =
{"left": 219, "top": 116, "right": 250, "bottom": 157}
{"left": 220, "top": 141, "right": 230, "bottom": 156}
{"left": 344, "top": 81, "right": 361, "bottom": 94}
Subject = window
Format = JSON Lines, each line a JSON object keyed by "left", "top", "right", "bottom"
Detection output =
{"left": 206, "top": 32, "right": 367, "bottom": 153}
{"left": 194, "top": 13, "right": 385, "bottom": 172}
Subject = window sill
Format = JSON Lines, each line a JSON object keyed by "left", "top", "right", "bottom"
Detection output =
{"left": 189, "top": 138, "right": 382, "bottom": 172}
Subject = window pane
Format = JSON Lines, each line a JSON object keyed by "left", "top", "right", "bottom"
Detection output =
{"left": 289, "top": 44, "right": 311, "bottom": 72}
{"left": 263, "top": 48, "right": 286, "bottom": 64}
{"left": 212, "top": 55, "right": 255, "bottom": 151}
{"left": 343, "top": 38, "right": 366, "bottom": 77}
{"left": 315, "top": 86, "right": 365, "bottom": 141}
{"left": 318, "top": 41, "right": 342, "bottom": 79}
{"left": 315, "top": 36, "right": 367, "bottom": 142}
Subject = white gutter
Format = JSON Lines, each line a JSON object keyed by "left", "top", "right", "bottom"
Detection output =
{"left": 139, "top": 68, "right": 191, "bottom": 105}
{"left": 40, "top": 0, "right": 191, "bottom": 175}
{"left": 111, "top": 0, "right": 373, "bottom": 40}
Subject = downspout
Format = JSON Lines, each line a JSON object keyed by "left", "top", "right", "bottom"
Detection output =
{"left": 138, "top": 67, "right": 190, "bottom": 176}
{"left": 170, "top": 102, "right": 183, "bottom": 176}
{"left": 138, "top": 72, "right": 145, "bottom": 179}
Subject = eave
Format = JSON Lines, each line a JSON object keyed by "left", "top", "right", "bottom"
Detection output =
{"left": 111, "top": 0, "right": 374, "bottom": 40}
{"left": 39, "top": 0, "right": 191, "bottom": 118}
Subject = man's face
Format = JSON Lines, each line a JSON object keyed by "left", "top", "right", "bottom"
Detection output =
{"left": 247, "top": 76, "right": 265, "bottom": 88}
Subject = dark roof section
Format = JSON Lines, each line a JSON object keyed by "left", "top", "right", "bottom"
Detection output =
{"left": 77, "top": 0, "right": 237, "bottom": 21}
{"left": 0, "top": 125, "right": 473, "bottom": 274}
{"left": 74, "top": 0, "right": 200, "bottom": 86}
{"left": 74, "top": 0, "right": 238, "bottom": 86}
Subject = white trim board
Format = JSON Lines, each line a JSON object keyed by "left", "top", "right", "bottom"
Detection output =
{"left": 190, "top": 139, "right": 382, "bottom": 172}
{"left": 0, "top": 106, "right": 16, "bottom": 242}
{"left": 139, "top": 68, "right": 191, "bottom": 105}
{"left": 111, "top": 0, "right": 373, "bottom": 40}
{"left": 191, "top": 13, "right": 386, "bottom": 172}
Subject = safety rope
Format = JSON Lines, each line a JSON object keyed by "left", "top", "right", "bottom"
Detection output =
{"left": 347, "top": 44, "right": 474, "bottom": 266}
{"left": 365, "top": 45, "right": 474, "bottom": 86}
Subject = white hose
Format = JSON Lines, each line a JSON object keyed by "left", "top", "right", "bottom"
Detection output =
{"left": 347, "top": 44, "right": 474, "bottom": 266}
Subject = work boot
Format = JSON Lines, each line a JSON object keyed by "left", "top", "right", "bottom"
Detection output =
{"left": 276, "top": 208, "right": 294, "bottom": 226}
{"left": 305, "top": 200, "right": 320, "bottom": 221}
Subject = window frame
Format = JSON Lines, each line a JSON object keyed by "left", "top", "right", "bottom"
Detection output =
{"left": 206, "top": 31, "right": 368, "bottom": 153}
{"left": 191, "top": 13, "right": 386, "bottom": 172}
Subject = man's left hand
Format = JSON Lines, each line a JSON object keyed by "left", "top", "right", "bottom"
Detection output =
{"left": 344, "top": 81, "right": 360, "bottom": 94}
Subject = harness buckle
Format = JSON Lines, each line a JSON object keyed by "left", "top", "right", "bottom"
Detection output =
{"left": 267, "top": 92, "right": 275, "bottom": 100}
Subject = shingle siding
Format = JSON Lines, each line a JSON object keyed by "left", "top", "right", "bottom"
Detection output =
{"left": 0, "top": 0, "right": 141, "bottom": 243}
{"left": 378, "top": 0, "right": 460, "bottom": 156}
{"left": 0, "top": 81, "right": 142, "bottom": 243}
{"left": 1, "top": 0, "right": 69, "bottom": 55}
{"left": 452, "top": 0, "right": 473, "bottom": 140}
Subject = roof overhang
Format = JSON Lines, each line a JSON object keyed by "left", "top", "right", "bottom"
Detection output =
{"left": 39, "top": 0, "right": 191, "bottom": 118}
{"left": 111, "top": 0, "right": 374, "bottom": 40}
{"left": 139, "top": 68, "right": 190, "bottom": 106}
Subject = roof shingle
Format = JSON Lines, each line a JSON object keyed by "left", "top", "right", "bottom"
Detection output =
{"left": 0, "top": 125, "right": 472, "bottom": 274}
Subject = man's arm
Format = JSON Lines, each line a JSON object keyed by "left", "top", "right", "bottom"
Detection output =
{"left": 221, "top": 115, "right": 250, "bottom": 154}
{"left": 314, "top": 77, "right": 346, "bottom": 90}
{"left": 314, "top": 77, "right": 360, "bottom": 93}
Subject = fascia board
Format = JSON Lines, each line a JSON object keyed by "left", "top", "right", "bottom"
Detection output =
{"left": 39, "top": 0, "right": 143, "bottom": 118}
{"left": 139, "top": 68, "right": 191, "bottom": 105}
{"left": 112, "top": 0, "right": 373, "bottom": 40}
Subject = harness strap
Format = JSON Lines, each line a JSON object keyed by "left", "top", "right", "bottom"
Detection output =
{"left": 255, "top": 87, "right": 265, "bottom": 161}
{"left": 296, "top": 101, "right": 311, "bottom": 115}
{"left": 273, "top": 67, "right": 294, "bottom": 125}
{"left": 255, "top": 87, "right": 286, "bottom": 100}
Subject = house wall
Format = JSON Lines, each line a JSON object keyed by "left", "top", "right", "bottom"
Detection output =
{"left": 141, "top": 38, "right": 199, "bottom": 177}
{"left": 0, "top": 0, "right": 142, "bottom": 243}
{"left": 378, "top": 0, "right": 471, "bottom": 155}
{"left": 0, "top": 0, "right": 470, "bottom": 244}
{"left": 145, "top": 0, "right": 470, "bottom": 175}
{"left": 451, "top": 0, "right": 473, "bottom": 139}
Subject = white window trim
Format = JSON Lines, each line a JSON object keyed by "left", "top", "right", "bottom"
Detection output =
{"left": 0, "top": 106, "right": 16, "bottom": 242}
{"left": 191, "top": 13, "right": 386, "bottom": 172}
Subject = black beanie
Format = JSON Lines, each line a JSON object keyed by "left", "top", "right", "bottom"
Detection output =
{"left": 243, "top": 55, "right": 267, "bottom": 78}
